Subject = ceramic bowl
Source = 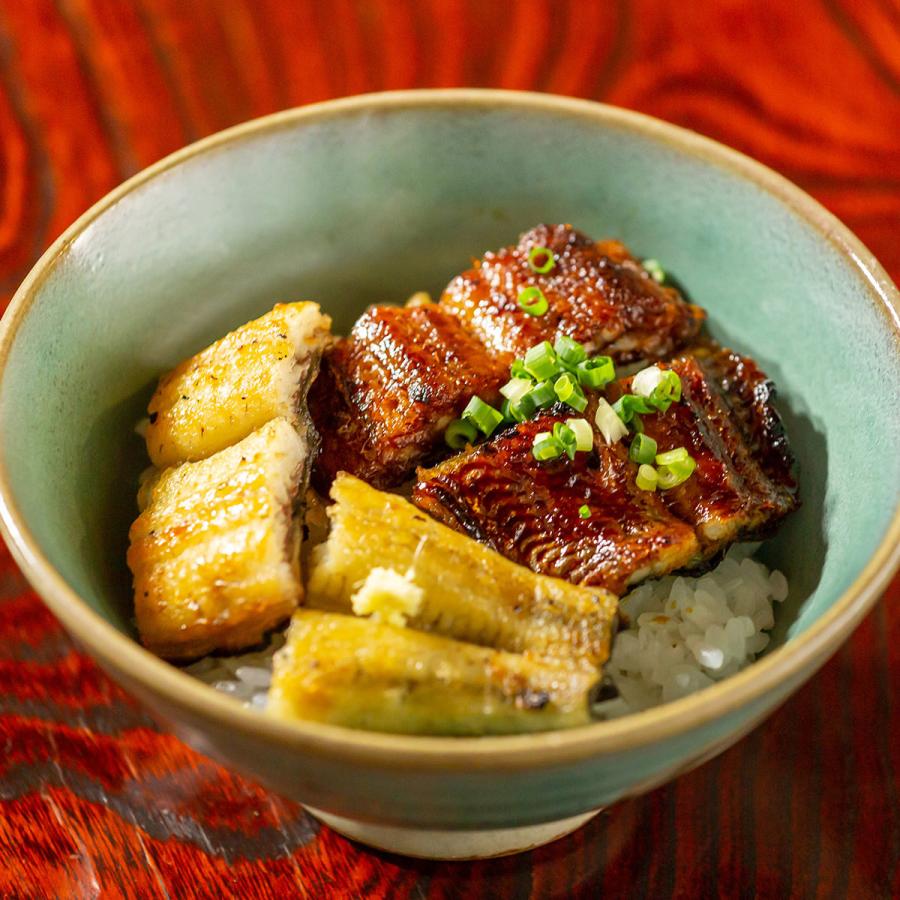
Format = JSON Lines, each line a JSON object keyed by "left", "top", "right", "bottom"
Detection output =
{"left": 1, "top": 91, "right": 898, "bottom": 859}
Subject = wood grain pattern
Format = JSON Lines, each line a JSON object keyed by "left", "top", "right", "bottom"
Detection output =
{"left": 0, "top": 1, "right": 897, "bottom": 896}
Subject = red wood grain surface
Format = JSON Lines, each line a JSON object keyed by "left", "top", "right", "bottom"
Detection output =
{"left": 0, "top": 2, "right": 897, "bottom": 897}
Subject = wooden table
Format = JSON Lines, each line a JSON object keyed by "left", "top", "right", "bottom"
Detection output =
{"left": 0, "top": 2, "right": 897, "bottom": 896}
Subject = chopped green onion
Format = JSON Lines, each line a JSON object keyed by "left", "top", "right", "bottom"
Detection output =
{"left": 527, "top": 379, "right": 556, "bottom": 408}
{"left": 509, "top": 392, "right": 538, "bottom": 422}
{"left": 629, "top": 433, "right": 658, "bottom": 464}
{"left": 510, "top": 359, "right": 529, "bottom": 379}
{"left": 499, "top": 398, "right": 515, "bottom": 423}
{"left": 636, "top": 464, "right": 659, "bottom": 491}
{"left": 462, "top": 396, "right": 504, "bottom": 437}
{"left": 661, "top": 370, "right": 682, "bottom": 401}
{"left": 554, "top": 372, "right": 577, "bottom": 402}
{"left": 553, "top": 335, "right": 587, "bottom": 367}
{"left": 576, "top": 356, "right": 616, "bottom": 390}
{"left": 566, "top": 417, "right": 594, "bottom": 452}
{"left": 561, "top": 384, "right": 588, "bottom": 413}
{"left": 657, "top": 456, "right": 697, "bottom": 489}
{"left": 444, "top": 417, "right": 478, "bottom": 449}
{"left": 500, "top": 377, "right": 533, "bottom": 402}
{"left": 643, "top": 258, "right": 666, "bottom": 284}
{"left": 527, "top": 245, "right": 556, "bottom": 274}
{"left": 612, "top": 394, "right": 655, "bottom": 424}
{"left": 655, "top": 446, "right": 689, "bottom": 466}
{"left": 631, "top": 365, "right": 664, "bottom": 398}
{"left": 523, "top": 341, "right": 559, "bottom": 381}
{"left": 578, "top": 504, "right": 591, "bottom": 519}
{"left": 552, "top": 421, "right": 578, "bottom": 459}
{"left": 518, "top": 286, "right": 549, "bottom": 317}
{"left": 595, "top": 398, "right": 629, "bottom": 444}
{"left": 532, "top": 432, "right": 563, "bottom": 461}
{"left": 649, "top": 369, "right": 682, "bottom": 411}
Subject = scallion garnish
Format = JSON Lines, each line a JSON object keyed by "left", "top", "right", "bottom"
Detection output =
{"left": 576, "top": 356, "right": 615, "bottom": 389}
{"left": 527, "top": 379, "right": 556, "bottom": 408}
{"left": 612, "top": 394, "right": 655, "bottom": 424}
{"left": 636, "top": 464, "right": 659, "bottom": 491}
{"left": 552, "top": 421, "right": 578, "bottom": 459}
{"left": 649, "top": 369, "right": 682, "bottom": 411}
{"left": 655, "top": 446, "right": 689, "bottom": 467}
{"left": 510, "top": 359, "right": 528, "bottom": 380}
{"left": 657, "top": 455, "right": 697, "bottom": 489}
{"left": 527, "top": 245, "right": 556, "bottom": 274}
{"left": 554, "top": 372, "right": 577, "bottom": 402}
{"left": 565, "top": 388, "right": 588, "bottom": 413}
{"left": 523, "top": 341, "right": 559, "bottom": 381}
{"left": 500, "top": 376, "right": 532, "bottom": 403}
{"left": 532, "top": 432, "right": 563, "bottom": 461}
{"left": 509, "top": 392, "right": 538, "bottom": 422}
{"left": 499, "top": 398, "right": 515, "bottom": 423}
{"left": 517, "top": 286, "right": 549, "bottom": 317}
{"left": 444, "top": 417, "right": 478, "bottom": 450}
{"left": 554, "top": 335, "right": 587, "bottom": 367}
{"left": 595, "top": 398, "right": 629, "bottom": 444}
{"left": 462, "top": 396, "right": 504, "bottom": 437}
{"left": 643, "top": 258, "right": 666, "bottom": 284}
{"left": 566, "top": 417, "right": 594, "bottom": 452}
{"left": 578, "top": 504, "right": 591, "bottom": 519}
{"left": 629, "top": 433, "right": 658, "bottom": 465}
{"left": 631, "top": 365, "right": 664, "bottom": 398}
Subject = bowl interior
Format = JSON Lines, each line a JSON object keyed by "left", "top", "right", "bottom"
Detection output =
{"left": 2, "top": 96, "right": 898, "bottom": 658}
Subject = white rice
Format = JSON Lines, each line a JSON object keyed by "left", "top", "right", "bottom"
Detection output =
{"left": 596, "top": 546, "right": 788, "bottom": 717}
{"left": 184, "top": 547, "right": 788, "bottom": 718}
{"left": 182, "top": 630, "right": 285, "bottom": 710}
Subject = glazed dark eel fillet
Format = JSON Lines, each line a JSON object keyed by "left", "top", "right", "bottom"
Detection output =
{"left": 413, "top": 349, "right": 798, "bottom": 595}
{"left": 308, "top": 302, "right": 505, "bottom": 490}
{"left": 439, "top": 223, "right": 706, "bottom": 364}
{"left": 310, "top": 224, "right": 705, "bottom": 488}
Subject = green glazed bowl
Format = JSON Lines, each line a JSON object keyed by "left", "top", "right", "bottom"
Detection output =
{"left": 1, "top": 91, "right": 898, "bottom": 859}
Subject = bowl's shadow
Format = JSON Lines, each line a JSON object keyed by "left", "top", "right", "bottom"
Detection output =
{"left": 708, "top": 318, "right": 829, "bottom": 648}
{"left": 78, "top": 386, "right": 152, "bottom": 638}
{"left": 761, "top": 397, "right": 828, "bottom": 646}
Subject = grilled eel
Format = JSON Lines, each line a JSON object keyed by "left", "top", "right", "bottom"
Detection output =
{"left": 440, "top": 223, "right": 706, "bottom": 363}
{"left": 132, "top": 302, "right": 331, "bottom": 658}
{"left": 268, "top": 610, "right": 597, "bottom": 735}
{"left": 309, "top": 302, "right": 503, "bottom": 489}
{"left": 306, "top": 473, "right": 618, "bottom": 669}
{"left": 146, "top": 301, "right": 330, "bottom": 468}
{"left": 413, "top": 348, "right": 798, "bottom": 595}
{"left": 309, "top": 225, "right": 705, "bottom": 488}
{"left": 128, "top": 419, "right": 307, "bottom": 660}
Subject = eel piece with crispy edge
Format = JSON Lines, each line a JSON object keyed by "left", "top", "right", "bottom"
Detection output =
{"left": 128, "top": 418, "right": 307, "bottom": 660}
{"left": 413, "top": 409, "right": 701, "bottom": 596}
{"left": 267, "top": 610, "right": 598, "bottom": 735}
{"left": 146, "top": 301, "right": 331, "bottom": 468}
{"left": 306, "top": 473, "right": 618, "bottom": 669}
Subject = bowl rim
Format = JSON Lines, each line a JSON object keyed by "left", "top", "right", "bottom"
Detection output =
{"left": 0, "top": 89, "right": 897, "bottom": 772}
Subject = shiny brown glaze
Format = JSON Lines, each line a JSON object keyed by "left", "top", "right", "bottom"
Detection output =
{"left": 309, "top": 303, "right": 505, "bottom": 489}
{"left": 699, "top": 348, "right": 798, "bottom": 494}
{"left": 440, "top": 224, "right": 706, "bottom": 364}
{"left": 613, "top": 354, "right": 798, "bottom": 556}
{"left": 311, "top": 225, "right": 707, "bottom": 488}
{"left": 413, "top": 407, "right": 701, "bottom": 595}
{"left": 414, "top": 350, "right": 798, "bottom": 593}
